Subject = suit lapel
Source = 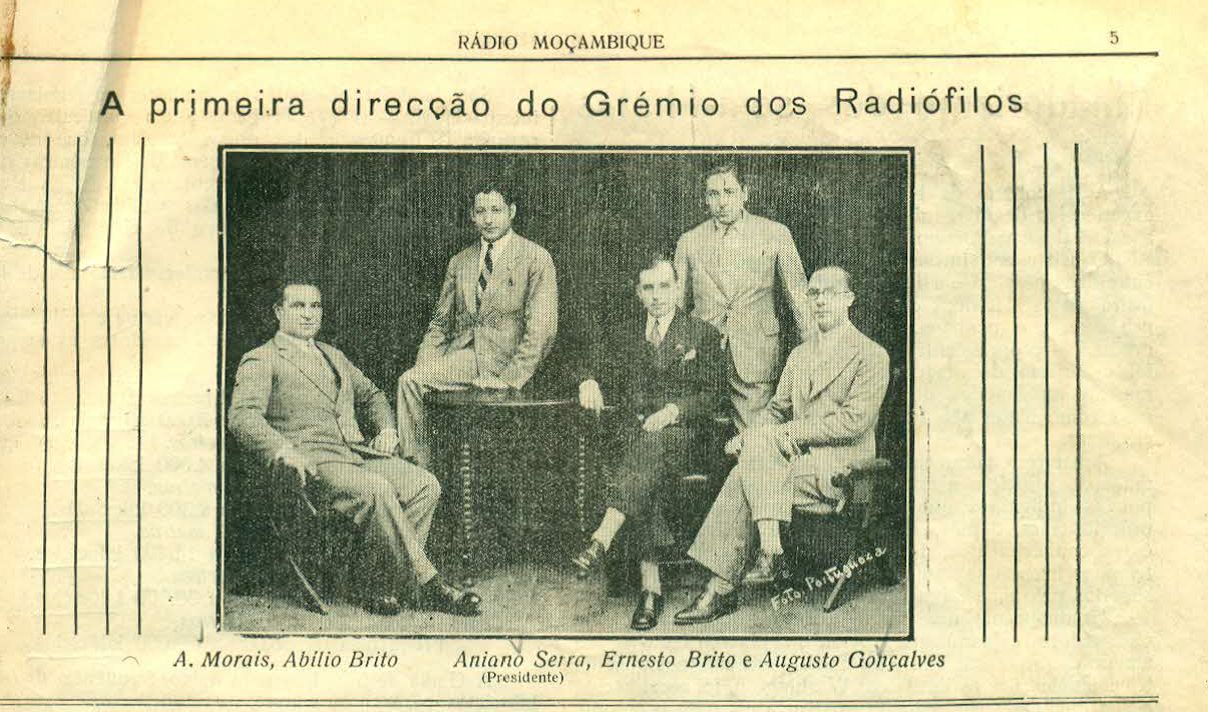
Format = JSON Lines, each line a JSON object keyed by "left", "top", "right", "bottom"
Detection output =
{"left": 659, "top": 310, "right": 686, "bottom": 363}
{"left": 626, "top": 317, "right": 652, "bottom": 401}
{"left": 459, "top": 246, "right": 480, "bottom": 314}
{"left": 806, "top": 325, "right": 860, "bottom": 400}
{"left": 650, "top": 310, "right": 689, "bottom": 370}
{"left": 696, "top": 224, "right": 734, "bottom": 302}
{"left": 315, "top": 343, "right": 348, "bottom": 405}
{"left": 275, "top": 336, "right": 339, "bottom": 404}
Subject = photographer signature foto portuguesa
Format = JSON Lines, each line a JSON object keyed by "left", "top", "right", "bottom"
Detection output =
{"left": 770, "top": 546, "right": 888, "bottom": 612}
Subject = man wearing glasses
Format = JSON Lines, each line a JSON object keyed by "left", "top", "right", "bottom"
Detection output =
{"left": 673, "top": 267, "right": 890, "bottom": 625}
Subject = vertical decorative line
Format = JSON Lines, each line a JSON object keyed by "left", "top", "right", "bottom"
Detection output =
{"left": 1074, "top": 143, "right": 1082, "bottom": 642}
{"left": 105, "top": 136, "right": 114, "bottom": 635}
{"left": 1011, "top": 145, "right": 1019, "bottom": 644}
{"left": 41, "top": 137, "right": 50, "bottom": 636}
{"left": 979, "top": 145, "right": 987, "bottom": 643}
{"left": 137, "top": 137, "right": 146, "bottom": 634}
{"left": 1043, "top": 143, "right": 1051, "bottom": 641}
{"left": 72, "top": 136, "right": 80, "bottom": 636}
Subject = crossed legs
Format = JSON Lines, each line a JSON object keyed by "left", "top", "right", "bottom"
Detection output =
{"left": 574, "top": 426, "right": 686, "bottom": 629}
{"left": 676, "top": 426, "right": 796, "bottom": 623}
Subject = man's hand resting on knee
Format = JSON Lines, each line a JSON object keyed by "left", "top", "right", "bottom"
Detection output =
{"left": 369, "top": 427, "right": 400, "bottom": 455}
{"left": 274, "top": 447, "right": 317, "bottom": 488}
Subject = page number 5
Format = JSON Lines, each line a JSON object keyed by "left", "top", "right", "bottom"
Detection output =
{"left": 1109, "top": 30, "right": 1119, "bottom": 44}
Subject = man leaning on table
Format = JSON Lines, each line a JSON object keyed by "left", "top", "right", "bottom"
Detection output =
{"left": 397, "top": 183, "right": 559, "bottom": 470}
{"left": 570, "top": 250, "right": 725, "bottom": 631}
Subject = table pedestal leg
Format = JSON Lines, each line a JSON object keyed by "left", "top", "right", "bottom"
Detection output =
{"left": 577, "top": 430, "right": 588, "bottom": 535}
{"left": 458, "top": 436, "right": 475, "bottom": 588}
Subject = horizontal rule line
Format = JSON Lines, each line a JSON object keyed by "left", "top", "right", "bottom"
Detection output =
{"left": 2, "top": 51, "right": 1160, "bottom": 62}
{"left": 0, "top": 697, "right": 1163, "bottom": 705}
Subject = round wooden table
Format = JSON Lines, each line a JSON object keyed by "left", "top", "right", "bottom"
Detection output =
{"left": 426, "top": 389, "right": 590, "bottom": 585}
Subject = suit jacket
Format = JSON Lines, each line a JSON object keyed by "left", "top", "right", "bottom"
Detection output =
{"left": 757, "top": 321, "right": 890, "bottom": 479}
{"left": 674, "top": 212, "right": 815, "bottom": 383}
{"left": 578, "top": 308, "right": 725, "bottom": 423}
{"left": 228, "top": 334, "right": 395, "bottom": 468}
{"left": 416, "top": 232, "right": 558, "bottom": 389}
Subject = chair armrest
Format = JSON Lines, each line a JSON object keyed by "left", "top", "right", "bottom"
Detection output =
{"left": 264, "top": 460, "right": 318, "bottom": 519}
{"left": 831, "top": 457, "right": 893, "bottom": 490}
{"left": 831, "top": 457, "right": 893, "bottom": 507}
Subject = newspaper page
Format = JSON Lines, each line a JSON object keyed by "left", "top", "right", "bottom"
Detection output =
{"left": 1, "top": 1, "right": 1204, "bottom": 710}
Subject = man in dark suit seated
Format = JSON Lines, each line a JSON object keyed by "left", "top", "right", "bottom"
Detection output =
{"left": 228, "top": 278, "right": 482, "bottom": 617}
{"left": 571, "top": 251, "right": 725, "bottom": 630}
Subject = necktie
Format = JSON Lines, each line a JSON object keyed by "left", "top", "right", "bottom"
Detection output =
{"left": 647, "top": 317, "right": 663, "bottom": 346}
{"left": 477, "top": 241, "right": 494, "bottom": 311}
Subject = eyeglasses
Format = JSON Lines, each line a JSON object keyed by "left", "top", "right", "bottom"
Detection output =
{"left": 806, "top": 288, "right": 852, "bottom": 299}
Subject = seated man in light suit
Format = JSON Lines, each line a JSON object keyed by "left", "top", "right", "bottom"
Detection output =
{"left": 398, "top": 184, "right": 559, "bottom": 470}
{"left": 674, "top": 266, "right": 889, "bottom": 625}
{"left": 569, "top": 252, "right": 725, "bottom": 631}
{"left": 228, "top": 279, "right": 482, "bottom": 617}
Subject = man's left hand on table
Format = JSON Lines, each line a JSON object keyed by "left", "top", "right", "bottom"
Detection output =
{"left": 641, "top": 404, "right": 680, "bottom": 433}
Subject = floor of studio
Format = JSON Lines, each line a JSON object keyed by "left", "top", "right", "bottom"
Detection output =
{"left": 223, "top": 559, "right": 908, "bottom": 638}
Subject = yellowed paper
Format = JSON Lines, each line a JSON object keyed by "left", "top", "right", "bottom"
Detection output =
{"left": 1, "top": 1, "right": 1204, "bottom": 710}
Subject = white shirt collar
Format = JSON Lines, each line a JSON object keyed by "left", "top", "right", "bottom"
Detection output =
{"left": 277, "top": 330, "right": 318, "bottom": 352}
{"left": 481, "top": 229, "right": 514, "bottom": 255}
{"left": 645, "top": 310, "right": 675, "bottom": 343}
{"left": 712, "top": 211, "right": 747, "bottom": 236}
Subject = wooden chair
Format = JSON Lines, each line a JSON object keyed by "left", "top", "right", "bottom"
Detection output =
{"left": 786, "top": 366, "right": 908, "bottom": 612}
{"left": 235, "top": 450, "right": 355, "bottom": 615}
{"left": 266, "top": 474, "right": 329, "bottom": 615}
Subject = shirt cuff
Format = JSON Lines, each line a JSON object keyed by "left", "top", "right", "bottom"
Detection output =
{"left": 664, "top": 403, "right": 681, "bottom": 423}
{"left": 272, "top": 442, "right": 296, "bottom": 462}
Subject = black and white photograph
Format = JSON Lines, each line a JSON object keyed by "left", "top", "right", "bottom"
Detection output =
{"left": 217, "top": 147, "right": 913, "bottom": 638}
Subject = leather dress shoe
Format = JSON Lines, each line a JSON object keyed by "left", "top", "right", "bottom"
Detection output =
{"left": 630, "top": 590, "right": 664, "bottom": 631}
{"left": 571, "top": 539, "right": 606, "bottom": 577}
{"left": 673, "top": 589, "right": 739, "bottom": 625}
{"left": 416, "top": 576, "right": 482, "bottom": 617}
{"left": 356, "top": 595, "right": 402, "bottom": 616}
{"left": 742, "top": 551, "right": 784, "bottom": 587}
